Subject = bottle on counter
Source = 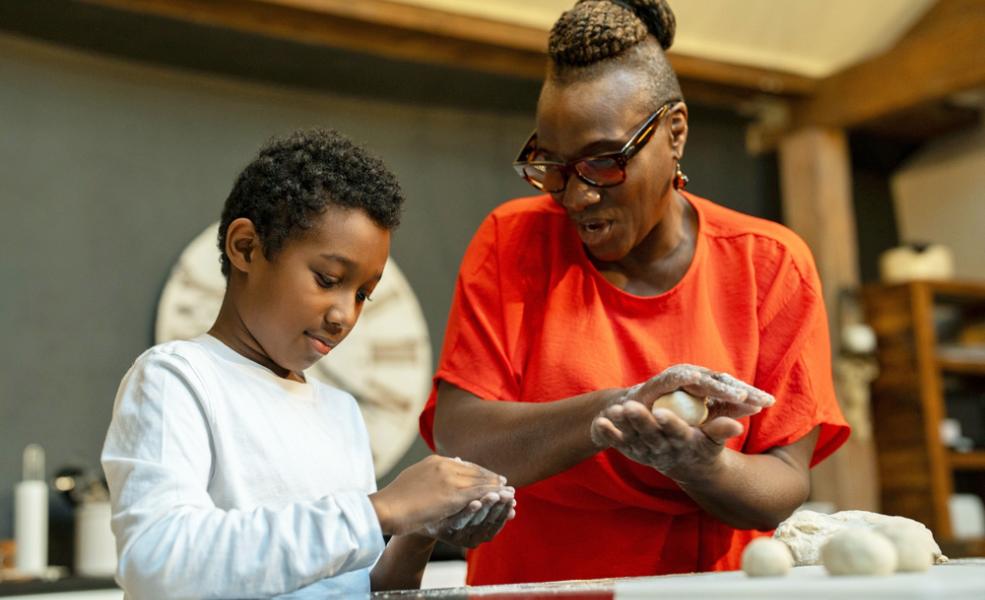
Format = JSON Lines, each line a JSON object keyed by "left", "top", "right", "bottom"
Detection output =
{"left": 14, "top": 443, "right": 48, "bottom": 576}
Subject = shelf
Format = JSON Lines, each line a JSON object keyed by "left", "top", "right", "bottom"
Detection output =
{"left": 938, "top": 358, "right": 985, "bottom": 376}
{"left": 939, "top": 537, "right": 985, "bottom": 559}
{"left": 950, "top": 452, "right": 985, "bottom": 471}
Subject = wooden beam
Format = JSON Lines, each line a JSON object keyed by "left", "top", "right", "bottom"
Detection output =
{"left": 793, "top": 0, "right": 985, "bottom": 129}
{"left": 779, "top": 128, "right": 859, "bottom": 340}
{"left": 778, "top": 127, "right": 879, "bottom": 512}
{"left": 80, "top": 0, "right": 816, "bottom": 102}
{"left": 671, "top": 54, "right": 815, "bottom": 97}
{"left": 80, "top": 0, "right": 549, "bottom": 79}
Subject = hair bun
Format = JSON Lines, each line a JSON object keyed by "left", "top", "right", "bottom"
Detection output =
{"left": 603, "top": 0, "right": 676, "bottom": 50}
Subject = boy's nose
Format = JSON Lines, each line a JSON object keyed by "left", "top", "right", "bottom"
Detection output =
{"left": 324, "top": 305, "right": 352, "bottom": 336}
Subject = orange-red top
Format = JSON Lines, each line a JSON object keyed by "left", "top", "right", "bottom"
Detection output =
{"left": 420, "top": 192, "right": 849, "bottom": 585}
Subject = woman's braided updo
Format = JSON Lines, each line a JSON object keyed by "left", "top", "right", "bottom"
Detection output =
{"left": 545, "top": 0, "right": 683, "bottom": 109}
{"left": 549, "top": 0, "right": 676, "bottom": 66}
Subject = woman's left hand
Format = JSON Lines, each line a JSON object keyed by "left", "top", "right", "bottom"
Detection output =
{"left": 591, "top": 400, "right": 744, "bottom": 481}
{"left": 419, "top": 489, "right": 517, "bottom": 549}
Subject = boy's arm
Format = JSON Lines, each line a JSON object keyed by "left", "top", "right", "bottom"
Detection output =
{"left": 103, "top": 352, "right": 384, "bottom": 599}
{"left": 369, "top": 534, "right": 436, "bottom": 591}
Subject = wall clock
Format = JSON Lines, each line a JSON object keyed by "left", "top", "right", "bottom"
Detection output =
{"left": 155, "top": 222, "right": 432, "bottom": 478}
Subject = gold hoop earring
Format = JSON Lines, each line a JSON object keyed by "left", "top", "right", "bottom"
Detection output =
{"left": 673, "top": 162, "right": 689, "bottom": 190}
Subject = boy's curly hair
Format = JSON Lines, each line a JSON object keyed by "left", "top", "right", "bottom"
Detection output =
{"left": 218, "top": 129, "right": 404, "bottom": 276}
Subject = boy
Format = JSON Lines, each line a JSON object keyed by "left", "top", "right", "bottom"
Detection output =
{"left": 102, "top": 130, "right": 514, "bottom": 598}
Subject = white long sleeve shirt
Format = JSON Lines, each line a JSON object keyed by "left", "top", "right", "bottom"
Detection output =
{"left": 101, "top": 334, "right": 385, "bottom": 599}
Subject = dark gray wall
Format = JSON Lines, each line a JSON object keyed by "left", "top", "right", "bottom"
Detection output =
{"left": 0, "top": 27, "right": 779, "bottom": 541}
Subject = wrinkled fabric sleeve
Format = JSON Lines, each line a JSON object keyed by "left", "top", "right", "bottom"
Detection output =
{"left": 420, "top": 214, "right": 518, "bottom": 450}
{"left": 745, "top": 252, "right": 850, "bottom": 465}
{"left": 102, "top": 352, "right": 384, "bottom": 599}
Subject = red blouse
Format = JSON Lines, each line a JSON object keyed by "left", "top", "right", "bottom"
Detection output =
{"left": 420, "top": 192, "right": 850, "bottom": 584}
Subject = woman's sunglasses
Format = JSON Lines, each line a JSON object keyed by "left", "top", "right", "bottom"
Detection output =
{"left": 513, "top": 101, "right": 677, "bottom": 194}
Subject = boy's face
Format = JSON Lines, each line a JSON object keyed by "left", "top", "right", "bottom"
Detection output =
{"left": 238, "top": 205, "right": 390, "bottom": 375}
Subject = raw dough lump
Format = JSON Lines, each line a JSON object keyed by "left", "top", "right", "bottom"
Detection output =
{"left": 773, "top": 510, "right": 947, "bottom": 566}
{"left": 821, "top": 528, "right": 897, "bottom": 576}
{"left": 651, "top": 390, "right": 708, "bottom": 426}
{"left": 741, "top": 537, "right": 794, "bottom": 577}
{"left": 874, "top": 524, "right": 933, "bottom": 572}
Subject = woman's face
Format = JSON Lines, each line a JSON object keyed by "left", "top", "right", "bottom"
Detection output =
{"left": 534, "top": 67, "right": 686, "bottom": 262}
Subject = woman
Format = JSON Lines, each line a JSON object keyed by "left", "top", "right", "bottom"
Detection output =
{"left": 419, "top": 0, "right": 849, "bottom": 585}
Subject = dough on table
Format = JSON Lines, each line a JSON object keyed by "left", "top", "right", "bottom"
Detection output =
{"left": 651, "top": 390, "right": 708, "bottom": 426}
{"left": 773, "top": 509, "right": 947, "bottom": 567}
{"left": 741, "top": 537, "right": 793, "bottom": 577}
{"left": 874, "top": 524, "right": 933, "bottom": 572}
{"left": 821, "top": 528, "right": 897, "bottom": 576}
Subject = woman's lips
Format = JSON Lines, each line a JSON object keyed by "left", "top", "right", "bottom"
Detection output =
{"left": 578, "top": 219, "right": 613, "bottom": 246}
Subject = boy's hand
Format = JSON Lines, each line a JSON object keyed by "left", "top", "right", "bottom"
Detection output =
{"left": 420, "top": 489, "right": 516, "bottom": 548}
{"left": 370, "top": 455, "right": 507, "bottom": 536}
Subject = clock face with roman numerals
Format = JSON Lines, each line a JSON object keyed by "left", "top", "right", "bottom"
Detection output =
{"left": 155, "top": 222, "right": 432, "bottom": 478}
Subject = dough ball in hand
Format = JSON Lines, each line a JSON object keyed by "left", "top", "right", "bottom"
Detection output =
{"left": 874, "top": 524, "right": 933, "bottom": 572}
{"left": 821, "top": 528, "right": 897, "bottom": 576}
{"left": 742, "top": 537, "right": 794, "bottom": 577}
{"left": 651, "top": 390, "right": 708, "bottom": 426}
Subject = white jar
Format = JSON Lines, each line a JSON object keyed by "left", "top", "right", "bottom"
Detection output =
{"left": 75, "top": 500, "right": 117, "bottom": 577}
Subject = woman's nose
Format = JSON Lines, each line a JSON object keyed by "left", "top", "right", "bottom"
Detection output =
{"left": 559, "top": 177, "right": 601, "bottom": 213}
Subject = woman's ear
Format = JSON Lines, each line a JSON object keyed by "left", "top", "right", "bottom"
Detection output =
{"left": 225, "top": 217, "right": 259, "bottom": 275}
{"left": 669, "top": 102, "right": 689, "bottom": 161}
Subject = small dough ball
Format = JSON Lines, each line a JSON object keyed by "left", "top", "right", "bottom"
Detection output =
{"left": 742, "top": 537, "right": 793, "bottom": 577}
{"left": 821, "top": 528, "right": 897, "bottom": 576}
{"left": 651, "top": 390, "right": 708, "bottom": 426}
{"left": 874, "top": 524, "right": 933, "bottom": 572}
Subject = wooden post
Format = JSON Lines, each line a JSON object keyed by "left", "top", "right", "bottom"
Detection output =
{"left": 778, "top": 127, "right": 879, "bottom": 512}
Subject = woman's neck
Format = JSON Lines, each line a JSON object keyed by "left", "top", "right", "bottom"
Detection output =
{"left": 594, "top": 192, "right": 697, "bottom": 296}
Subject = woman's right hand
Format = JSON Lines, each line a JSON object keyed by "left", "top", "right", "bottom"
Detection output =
{"left": 369, "top": 455, "right": 508, "bottom": 536}
{"left": 623, "top": 364, "right": 773, "bottom": 417}
{"left": 591, "top": 364, "right": 775, "bottom": 449}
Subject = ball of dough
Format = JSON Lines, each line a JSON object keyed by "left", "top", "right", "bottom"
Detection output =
{"left": 821, "top": 528, "right": 897, "bottom": 576}
{"left": 742, "top": 537, "right": 793, "bottom": 577}
{"left": 874, "top": 524, "right": 933, "bottom": 572}
{"left": 651, "top": 390, "right": 708, "bottom": 426}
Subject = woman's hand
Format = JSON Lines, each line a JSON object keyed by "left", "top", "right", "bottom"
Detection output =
{"left": 369, "top": 456, "right": 508, "bottom": 536}
{"left": 590, "top": 365, "right": 775, "bottom": 480}
{"left": 420, "top": 489, "right": 516, "bottom": 548}
{"left": 615, "top": 364, "right": 774, "bottom": 417}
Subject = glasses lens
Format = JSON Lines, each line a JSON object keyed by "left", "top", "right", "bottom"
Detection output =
{"left": 524, "top": 164, "right": 567, "bottom": 193}
{"left": 577, "top": 158, "right": 624, "bottom": 187}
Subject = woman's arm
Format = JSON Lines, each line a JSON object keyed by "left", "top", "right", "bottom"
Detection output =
{"left": 593, "top": 400, "right": 817, "bottom": 530}
{"left": 434, "top": 381, "right": 620, "bottom": 488}
{"left": 435, "top": 365, "right": 773, "bottom": 488}
{"left": 678, "top": 428, "right": 817, "bottom": 530}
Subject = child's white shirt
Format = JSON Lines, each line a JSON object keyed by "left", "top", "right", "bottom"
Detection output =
{"left": 101, "top": 334, "right": 384, "bottom": 599}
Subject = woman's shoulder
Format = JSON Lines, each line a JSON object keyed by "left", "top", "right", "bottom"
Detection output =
{"left": 691, "top": 193, "right": 817, "bottom": 282}
{"left": 463, "top": 195, "right": 568, "bottom": 267}
{"left": 483, "top": 194, "right": 566, "bottom": 233}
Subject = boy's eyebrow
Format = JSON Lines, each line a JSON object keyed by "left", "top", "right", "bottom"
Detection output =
{"left": 320, "top": 254, "right": 385, "bottom": 282}
{"left": 319, "top": 253, "right": 355, "bottom": 267}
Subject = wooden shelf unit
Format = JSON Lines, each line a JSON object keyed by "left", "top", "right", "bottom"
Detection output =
{"left": 862, "top": 280, "right": 985, "bottom": 552}
{"left": 937, "top": 358, "right": 985, "bottom": 376}
{"left": 950, "top": 452, "right": 985, "bottom": 471}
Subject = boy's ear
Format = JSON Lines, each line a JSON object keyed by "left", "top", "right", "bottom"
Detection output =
{"left": 225, "top": 218, "right": 260, "bottom": 274}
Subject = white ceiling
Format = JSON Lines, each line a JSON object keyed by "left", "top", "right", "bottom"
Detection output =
{"left": 389, "top": 0, "right": 937, "bottom": 78}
